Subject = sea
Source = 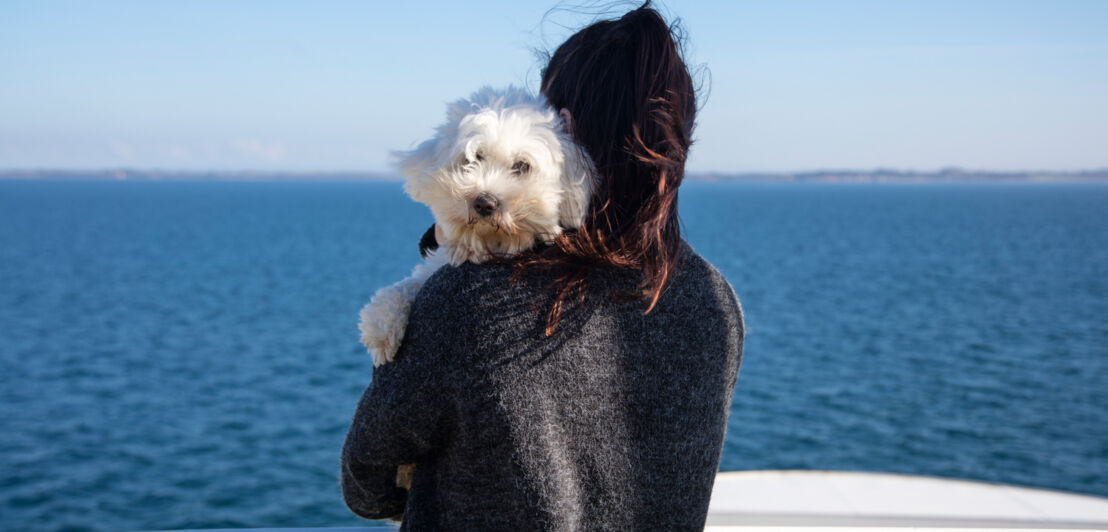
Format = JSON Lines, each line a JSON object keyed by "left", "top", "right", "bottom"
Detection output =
{"left": 1, "top": 180, "right": 1106, "bottom": 532}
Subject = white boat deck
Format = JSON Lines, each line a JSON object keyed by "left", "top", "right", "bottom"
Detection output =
{"left": 147, "top": 470, "right": 1108, "bottom": 531}
{"left": 706, "top": 470, "right": 1108, "bottom": 530}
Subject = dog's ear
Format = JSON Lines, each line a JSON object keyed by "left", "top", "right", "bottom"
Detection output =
{"left": 393, "top": 137, "right": 442, "bottom": 205}
{"left": 392, "top": 96, "right": 473, "bottom": 203}
{"left": 393, "top": 135, "right": 440, "bottom": 178}
{"left": 558, "top": 139, "right": 594, "bottom": 229}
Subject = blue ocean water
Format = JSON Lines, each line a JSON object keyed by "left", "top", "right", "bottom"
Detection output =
{"left": 0, "top": 180, "right": 1106, "bottom": 531}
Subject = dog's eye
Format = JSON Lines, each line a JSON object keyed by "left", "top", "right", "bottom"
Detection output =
{"left": 475, "top": 151, "right": 485, "bottom": 162}
{"left": 512, "top": 161, "right": 531, "bottom": 174}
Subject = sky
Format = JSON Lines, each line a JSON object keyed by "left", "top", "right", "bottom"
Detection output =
{"left": 1, "top": 0, "right": 1106, "bottom": 173}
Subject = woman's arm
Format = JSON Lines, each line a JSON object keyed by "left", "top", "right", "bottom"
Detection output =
{"left": 341, "top": 271, "right": 460, "bottom": 520}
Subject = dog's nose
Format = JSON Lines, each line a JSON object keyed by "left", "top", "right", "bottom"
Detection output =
{"left": 472, "top": 193, "right": 500, "bottom": 218}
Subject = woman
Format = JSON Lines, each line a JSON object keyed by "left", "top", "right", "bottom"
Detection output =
{"left": 342, "top": 5, "right": 744, "bottom": 530}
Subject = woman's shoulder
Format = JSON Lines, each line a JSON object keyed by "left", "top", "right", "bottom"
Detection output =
{"left": 415, "top": 244, "right": 740, "bottom": 314}
{"left": 408, "top": 243, "right": 742, "bottom": 342}
{"left": 678, "top": 241, "right": 739, "bottom": 294}
{"left": 402, "top": 262, "right": 559, "bottom": 367}
{"left": 410, "top": 262, "right": 551, "bottom": 332}
{"left": 394, "top": 263, "right": 515, "bottom": 366}
{"left": 417, "top": 262, "right": 532, "bottom": 310}
{"left": 671, "top": 241, "right": 744, "bottom": 331}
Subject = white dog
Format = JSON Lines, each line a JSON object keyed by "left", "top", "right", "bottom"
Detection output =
{"left": 358, "top": 87, "right": 594, "bottom": 367}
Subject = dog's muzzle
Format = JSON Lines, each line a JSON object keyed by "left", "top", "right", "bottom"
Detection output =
{"left": 471, "top": 193, "right": 500, "bottom": 219}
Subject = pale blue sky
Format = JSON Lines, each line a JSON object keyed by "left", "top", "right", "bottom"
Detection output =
{"left": 2, "top": 1, "right": 1106, "bottom": 172}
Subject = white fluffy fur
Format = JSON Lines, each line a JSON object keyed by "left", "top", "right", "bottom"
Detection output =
{"left": 358, "top": 86, "right": 594, "bottom": 367}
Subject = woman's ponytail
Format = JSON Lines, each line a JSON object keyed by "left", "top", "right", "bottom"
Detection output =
{"left": 521, "top": 3, "right": 697, "bottom": 333}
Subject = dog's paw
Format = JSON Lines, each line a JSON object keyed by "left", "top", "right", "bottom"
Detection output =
{"left": 358, "top": 287, "right": 412, "bottom": 366}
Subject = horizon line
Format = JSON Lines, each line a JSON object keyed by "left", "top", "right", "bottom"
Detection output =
{"left": 2, "top": 166, "right": 1107, "bottom": 177}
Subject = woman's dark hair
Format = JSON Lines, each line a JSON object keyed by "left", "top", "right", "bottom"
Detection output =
{"left": 520, "top": 3, "right": 697, "bottom": 334}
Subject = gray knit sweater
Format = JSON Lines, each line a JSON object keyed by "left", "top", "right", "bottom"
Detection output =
{"left": 341, "top": 242, "right": 744, "bottom": 531}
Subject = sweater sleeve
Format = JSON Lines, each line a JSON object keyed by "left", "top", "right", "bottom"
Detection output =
{"left": 340, "top": 269, "right": 461, "bottom": 520}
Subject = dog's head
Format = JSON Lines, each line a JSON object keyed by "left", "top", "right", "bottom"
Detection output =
{"left": 395, "top": 86, "right": 593, "bottom": 264}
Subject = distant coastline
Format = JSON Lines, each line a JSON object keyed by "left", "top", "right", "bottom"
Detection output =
{"left": 693, "top": 168, "right": 1108, "bottom": 183}
{"left": 1, "top": 167, "right": 1106, "bottom": 183}
{"left": 0, "top": 169, "right": 396, "bottom": 182}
